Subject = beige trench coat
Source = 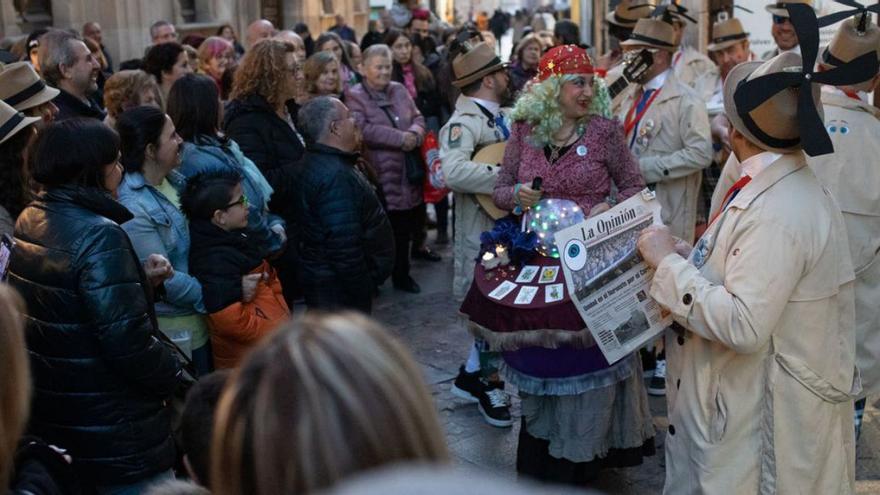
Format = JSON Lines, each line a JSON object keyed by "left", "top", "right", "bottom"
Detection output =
{"left": 673, "top": 46, "right": 719, "bottom": 103}
{"left": 439, "top": 95, "right": 510, "bottom": 299}
{"left": 619, "top": 72, "right": 714, "bottom": 243}
{"left": 650, "top": 152, "right": 858, "bottom": 494}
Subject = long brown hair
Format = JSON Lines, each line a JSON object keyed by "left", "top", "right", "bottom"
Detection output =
{"left": 0, "top": 285, "right": 30, "bottom": 490}
{"left": 384, "top": 30, "right": 434, "bottom": 92}
{"left": 230, "top": 39, "right": 295, "bottom": 111}
{"left": 211, "top": 312, "right": 449, "bottom": 495}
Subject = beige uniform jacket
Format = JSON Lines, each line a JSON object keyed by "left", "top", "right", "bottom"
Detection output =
{"left": 651, "top": 152, "right": 858, "bottom": 494}
{"left": 673, "top": 46, "right": 719, "bottom": 103}
{"left": 807, "top": 90, "right": 880, "bottom": 397}
{"left": 439, "top": 95, "right": 510, "bottom": 299}
{"left": 620, "top": 72, "right": 714, "bottom": 243}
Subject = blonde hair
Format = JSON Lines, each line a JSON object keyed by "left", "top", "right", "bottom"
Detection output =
{"left": 303, "top": 50, "right": 342, "bottom": 96}
{"left": 0, "top": 285, "right": 30, "bottom": 490}
{"left": 103, "top": 70, "right": 163, "bottom": 120}
{"left": 230, "top": 39, "right": 295, "bottom": 111}
{"left": 211, "top": 312, "right": 449, "bottom": 495}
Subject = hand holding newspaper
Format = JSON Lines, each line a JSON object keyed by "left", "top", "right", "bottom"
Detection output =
{"left": 554, "top": 189, "right": 672, "bottom": 364}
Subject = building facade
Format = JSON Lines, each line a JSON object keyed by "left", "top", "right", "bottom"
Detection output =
{"left": 1, "top": 0, "right": 369, "bottom": 63}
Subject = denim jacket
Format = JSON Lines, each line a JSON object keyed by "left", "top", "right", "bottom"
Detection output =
{"left": 169, "top": 135, "right": 285, "bottom": 256}
{"left": 117, "top": 172, "right": 206, "bottom": 316}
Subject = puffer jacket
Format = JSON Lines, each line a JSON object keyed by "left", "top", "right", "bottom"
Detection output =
{"left": 7, "top": 185, "right": 181, "bottom": 487}
{"left": 345, "top": 81, "right": 426, "bottom": 211}
{"left": 223, "top": 93, "right": 304, "bottom": 221}
{"left": 291, "top": 143, "right": 394, "bottom": 313}
{"left": 188, "top": 219, "right": 289, "bottom": 368}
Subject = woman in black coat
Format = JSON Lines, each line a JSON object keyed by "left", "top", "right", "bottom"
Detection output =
{"left": 7, "top": 119, "right": 181, "bottom": 492}
{"left": 223, "top": 39, "right": 304, "bottom": 305}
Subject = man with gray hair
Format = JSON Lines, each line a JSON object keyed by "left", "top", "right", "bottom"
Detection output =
{"left": 40, "top": 30, "right": 104, "bottom": 121}
{"left": 291, "top": 96, "right": 393, "bottom": 313}
{"left": 150, "top": 20, "right": 178, "bottom": 45}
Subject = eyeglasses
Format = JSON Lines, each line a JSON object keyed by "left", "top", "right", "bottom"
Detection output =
{"left": 223, "top": 193, "right": 249, "bottom": 209}
{"left": 772, "top": 15, "right": 790, "bottom": 25}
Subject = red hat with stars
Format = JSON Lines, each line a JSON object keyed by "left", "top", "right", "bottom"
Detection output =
{"left": 535, "top": 45, "right": 594, "bottom": 82}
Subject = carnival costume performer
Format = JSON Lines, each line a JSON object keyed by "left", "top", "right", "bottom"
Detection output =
{"left": 489, "top": 45, "right": 653, "bottom": 484}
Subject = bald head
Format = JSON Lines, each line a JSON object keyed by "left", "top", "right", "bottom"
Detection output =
{"left": 246, "top": 19, "right": 276, "bottom": 48}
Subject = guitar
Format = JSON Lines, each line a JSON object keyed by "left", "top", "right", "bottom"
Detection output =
{"left": 472, "top": 50, "right": 654, "bottom": 220}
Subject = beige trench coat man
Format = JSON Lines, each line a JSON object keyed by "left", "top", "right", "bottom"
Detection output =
{"left": 650, "top": 151, "right": 859, "bottom": 494}
{"left": 710, "top": 89, "right": 880, "bottom": 398}
{"left": 620, "top": 71, "right": 713, "bottom": 243}
{"left": 439, "top": 95, "right": 511, "bottom": 299}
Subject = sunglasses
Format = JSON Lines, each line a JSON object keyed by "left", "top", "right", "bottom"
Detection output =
{"left": 223, "top": 193, "right": 249, "bottom": 210}
{"left": 772, "top": 15, "right": 790, "bottom": 25}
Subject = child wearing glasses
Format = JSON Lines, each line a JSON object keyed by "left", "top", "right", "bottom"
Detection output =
{"left": 181, "top": 168, "right": 290, "bottom": 368}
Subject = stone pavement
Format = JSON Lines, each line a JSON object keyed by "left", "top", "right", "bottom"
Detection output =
{"left": 373, "top": 232, "right": 880, "bottom": 494}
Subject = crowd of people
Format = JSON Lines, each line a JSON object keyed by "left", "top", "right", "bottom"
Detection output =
{"left": 0, "top": 0, "right": 878, "bottom": 494}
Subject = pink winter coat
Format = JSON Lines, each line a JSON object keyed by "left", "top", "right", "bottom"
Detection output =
{"left": 345, "top": 81, "right": 426, "bottom": 211}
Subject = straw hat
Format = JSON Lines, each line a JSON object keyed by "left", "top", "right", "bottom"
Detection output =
{"left": 0, "top": 62, "right": 60, "bottom": 112}
{"left": 822, "top": 16, "right": 880, "bottom": 68}
{"left": 707, "top": 18, "right": 750, "bottom": 52}
{"left": 620, "top": 18, "right": 678, "bottom": 52}
{"left": 765, "top": 0, "right": 813, "bottom": 18}
{"left": 451, "top": 42, "right": 507, "bottom": 88}
{"left": 606, "top": 0, "right": 656, "bottom": 28}
{"left": 723, "top": 52, "right": 820, "bottom": 153}
{"left": 0, "top": 100, "right": 40, "bottom": 146}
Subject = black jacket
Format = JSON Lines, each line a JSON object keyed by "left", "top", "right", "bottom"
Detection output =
{"left": 291, "top": 144, "right": 394, "bottom": 312}
{"left": 52, "top": 89, "right": 106, "bottom": 121}
{"left": 223, "top": 93, "right": 304, "bottom": 221}
{"left": 8, "top": 185, "right": 181, "bottom": 487}
{"left": 188, "top": 219, "right": 263, "bottom": 313}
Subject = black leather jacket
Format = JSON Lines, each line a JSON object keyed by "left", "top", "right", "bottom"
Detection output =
{"left": 8, "top": 185, "right": 181, "bottom": 487}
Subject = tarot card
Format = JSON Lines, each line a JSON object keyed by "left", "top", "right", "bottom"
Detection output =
{"left": 514, "top": 286, "right": 539, "bottom": 305}
{"left": 516, "top": 265, "right": 540, "bottom": 283}
{"left": 545, "top": 284, "right": 564, "bottom": 303}
{"left": 488, "top": 280, "right": 518, "bottom": 300}
{"left": 539, "top": 266, "right": 559, "bottom": 284}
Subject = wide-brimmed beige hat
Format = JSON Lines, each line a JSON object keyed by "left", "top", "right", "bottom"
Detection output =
{"left": 708, "top": 18, "right": 750, "bottom": 51}
{"left": 452, "top": 42, "right": 507, "bottom": 88}
{"left": 0, "top": 100, "right": 40, "bottom": 145}
{"left": 723, "top": 51, "right": 821, "bottom": 153}
{"left": 620, "top": 18, "right": 678, "bottom": 51}
{"left": 606, "top": 0, "right": 656, "bottom": 28}
{"left": 765, "top": 0, "right": 813, "bottom": 18}
{"left": 0, "top": 62, "right": 60, "bottom": 112}
{"left": 822, "top": 16, "right": 880, "bottom": 67}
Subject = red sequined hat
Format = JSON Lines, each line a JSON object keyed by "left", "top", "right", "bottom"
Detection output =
{"left": 535, "top": 45, "right": 594, "bottom": 82}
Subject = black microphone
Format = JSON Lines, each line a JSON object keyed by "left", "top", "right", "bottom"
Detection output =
{"left": 531, "top": 176, "right": 543, "bottom": 191}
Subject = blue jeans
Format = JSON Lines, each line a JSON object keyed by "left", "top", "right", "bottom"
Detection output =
{"left": 94, "top": 470, "right": 174, "bottom": 495}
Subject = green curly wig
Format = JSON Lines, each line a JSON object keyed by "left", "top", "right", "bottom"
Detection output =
{"left": 510, "top": 74, "right": 612, "bottom": 148}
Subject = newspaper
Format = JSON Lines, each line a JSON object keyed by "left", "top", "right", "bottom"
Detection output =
{"left": 554, "top": 189, "right": 672, "bottom": 364}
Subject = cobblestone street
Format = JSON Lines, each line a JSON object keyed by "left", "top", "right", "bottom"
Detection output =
{"left": 373, "top": 230, "right": 880, "bottom": 494}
